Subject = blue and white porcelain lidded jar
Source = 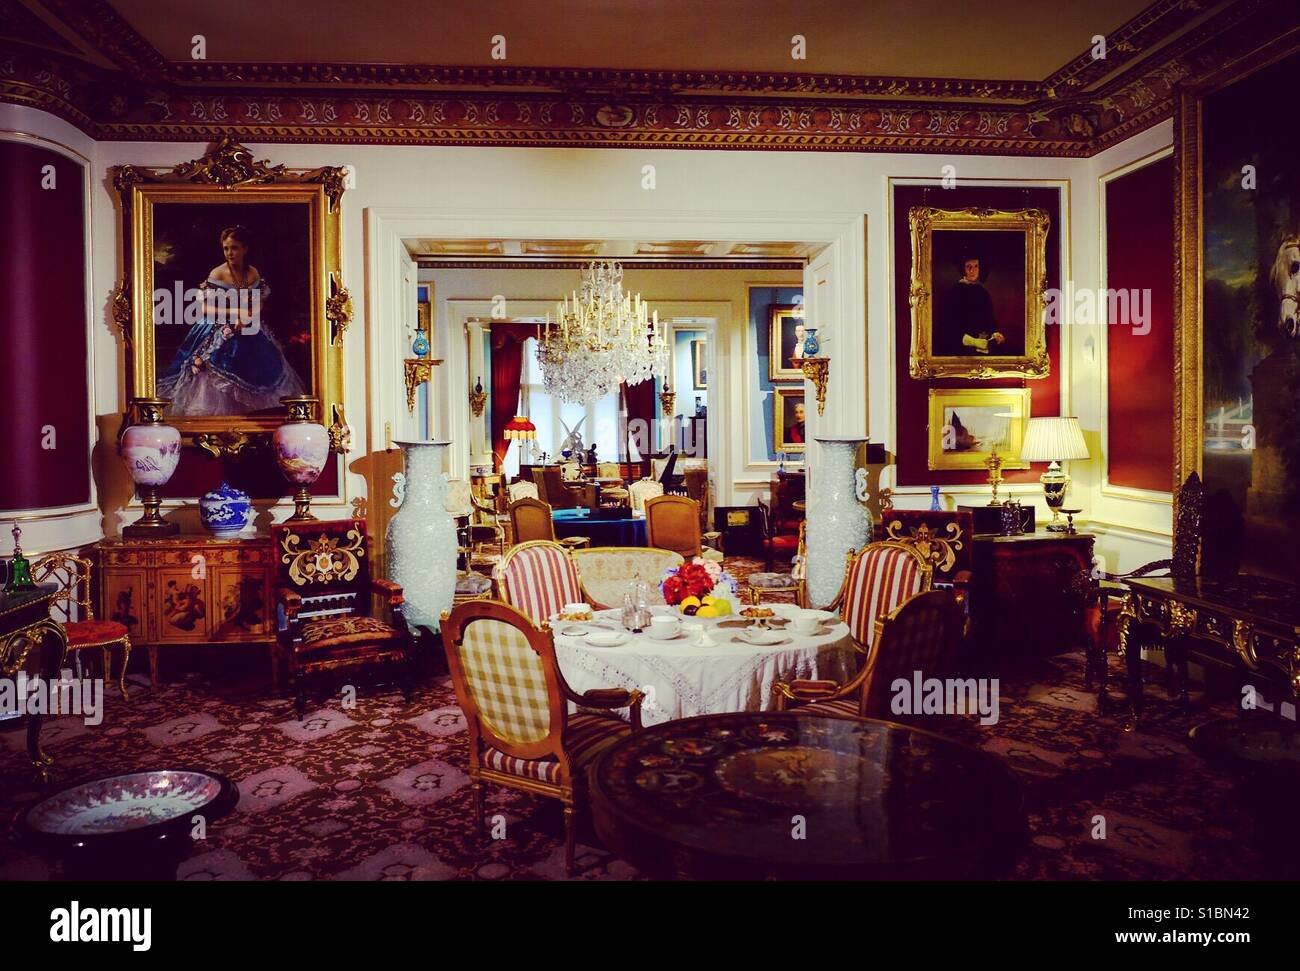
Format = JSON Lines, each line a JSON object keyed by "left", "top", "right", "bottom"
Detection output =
{"left": 199, "top": 482, "right": 253, "bottom": 536}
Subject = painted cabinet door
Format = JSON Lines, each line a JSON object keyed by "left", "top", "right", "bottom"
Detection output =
{"left": 155, "top": 567, "right": 212, "bottom": 642}
{"left": 210, "top": 567, "right": 273, "bottom": 640}
{"left": 102, "top": 568, "right": 149, "bottom": 643}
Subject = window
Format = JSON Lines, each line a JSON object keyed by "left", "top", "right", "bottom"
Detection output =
{"left": 503, "top": 338, "right": 622, "bottom": 478}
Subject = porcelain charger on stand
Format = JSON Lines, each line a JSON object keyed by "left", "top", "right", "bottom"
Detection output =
{"left": 385, "top": 440, "right": 458, "bottom": 631}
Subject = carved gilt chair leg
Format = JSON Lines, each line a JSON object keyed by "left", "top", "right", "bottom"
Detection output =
{"left": 118, "top": 637, "right": 132, "bottom": 699}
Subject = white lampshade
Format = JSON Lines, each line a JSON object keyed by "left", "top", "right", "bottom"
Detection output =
{"left": 1021, "top": 416, "right": 1089, "bottom": 463}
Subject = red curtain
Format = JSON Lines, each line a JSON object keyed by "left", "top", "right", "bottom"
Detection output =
{"left": 490, "top": 323, "right": 540, "bottom": 471}
{"left": 623, "top": 378, "right": 656, "bottom": 463}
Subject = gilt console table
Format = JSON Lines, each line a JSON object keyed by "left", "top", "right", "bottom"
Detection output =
{"left": 1119, "top": 576, "right": 1300, "bottom": 719}
{"left": 1, "top": 584, "right": 68, "bottom": 780}
{"left": 97, "top": 535, "right": 277, "bottom": 689}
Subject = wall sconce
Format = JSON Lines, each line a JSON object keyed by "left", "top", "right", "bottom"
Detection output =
{"left": 469, "top": 376, "right": 487, "bottom": 418}
{"left": 799, "top": 358, "right": 830, "bottom": 416}
{"left": 404, "top": 357, "right": 443, "bottom": 414}
{"left": 658, "top": 381, "right": 676, "bottom": 416}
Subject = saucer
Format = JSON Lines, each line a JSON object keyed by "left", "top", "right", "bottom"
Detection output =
{"left": 587, "top": 631, "right": 629, "bottom": 648}
{"left": 735, "top": 629, "right": 789, "bottom": 646}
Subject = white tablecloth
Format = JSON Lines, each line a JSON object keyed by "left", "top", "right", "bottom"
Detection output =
{"left": 554, "top": 608, "right": 857, "bottom": 727}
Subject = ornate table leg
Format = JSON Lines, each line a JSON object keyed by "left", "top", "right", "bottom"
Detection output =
{"left": 4, "top": 619, "right": 69, "bottom": 783}
{"left": 1117, "top": 597, "right": 1141, "bottom": 729}
{"left": 119, "top": 636, "right": 132, "bottom": 699}
{"left": 1168, "top": 602, "right": 1196, "bottom": 714}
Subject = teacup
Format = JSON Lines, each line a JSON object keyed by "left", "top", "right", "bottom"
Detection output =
{"left": 645, "top": 615, "right": 681, "bottom": 640}
{"left": 790, "top": 610, "right": 823, "bottom": 636}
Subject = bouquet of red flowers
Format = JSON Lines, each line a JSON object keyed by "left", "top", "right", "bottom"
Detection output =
{"left": 660, "top": 560, "right": 716, "bottom": 606}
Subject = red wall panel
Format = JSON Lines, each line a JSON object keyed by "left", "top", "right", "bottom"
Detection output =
{"left": 1105, "top": 156, "right": 1175, "bottom": 492}
{"left": 892, "top": 184, "right": 1064, "bottom": 486}
{"left": 0, "top": 141, "right": 90, "bottom": 511}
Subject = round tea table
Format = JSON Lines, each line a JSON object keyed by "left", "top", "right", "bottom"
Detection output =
{"left": 553, "top": 607, "right": 856, "bottom": 727}
{"left": 590, "top": 712, "right": 1025, "bottom": 879}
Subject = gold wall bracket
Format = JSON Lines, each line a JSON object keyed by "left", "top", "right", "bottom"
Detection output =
{"left": 799, "top": 357, "right": 830, "bottom": 416}
{"left": 404, "top": 358, "right": 444, "bottom": 414}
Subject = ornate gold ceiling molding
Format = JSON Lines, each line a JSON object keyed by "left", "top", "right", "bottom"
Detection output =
{"left": 1, "top": 0, "right": 1294, "bottom": 157}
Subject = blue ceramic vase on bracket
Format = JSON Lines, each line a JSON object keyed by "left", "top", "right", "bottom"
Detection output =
{"left": 199, "top": 482, "right": 253, "bottom": 536}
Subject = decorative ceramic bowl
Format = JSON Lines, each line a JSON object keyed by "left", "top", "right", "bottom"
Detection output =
{"left": 26, "top": 771, "right": 226, "bottom": 836}
{"left": 199, "top": 482, "right": 253, "bottom": 536}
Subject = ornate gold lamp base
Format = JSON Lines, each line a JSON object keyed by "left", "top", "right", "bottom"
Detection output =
{"left": 983, "top": 450, "right": 1005, "bottom": 506}
{"left": 1040, "top": 460, "right": 1071, "bottom": 531}
{"left": 286, "top": 487, "right": 318, "bottom": 523}
{"left": 124, "top": 489, "right": 180, "bottom": 537}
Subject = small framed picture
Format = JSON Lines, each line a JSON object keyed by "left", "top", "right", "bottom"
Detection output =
{"left": 768, "top": 304, "right": 808, "bottom": 381}
{"left": 773, "top": 388, "right": 807, "bottom": 453}
{"left": 927, "top": 388, "right": 1031, "bottom": 470}
{"left": 691, "top": 338, "right": 707, "bottom": 389}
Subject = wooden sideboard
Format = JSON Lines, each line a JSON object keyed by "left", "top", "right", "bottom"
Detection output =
{"left": 97, "top": 535, "right": 277, "bottom": 689}
{"left": 969, "top": 531, "right": 1096, "bottom": 655}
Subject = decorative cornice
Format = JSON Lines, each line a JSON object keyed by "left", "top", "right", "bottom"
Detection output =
{"left": 415, "top": 259, "right": 807, "bottom": 271}
{"left": 0, "top": 0, "right": 1294, "bottom": 157}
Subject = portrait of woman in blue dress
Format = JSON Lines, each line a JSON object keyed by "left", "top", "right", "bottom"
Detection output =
{"left": 156, "top": 225, "right": 306, "bottom": 416}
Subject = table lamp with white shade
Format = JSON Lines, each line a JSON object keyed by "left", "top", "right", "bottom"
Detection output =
{"left": 1020, "top": 417, "right": 1090, "bottom": 531}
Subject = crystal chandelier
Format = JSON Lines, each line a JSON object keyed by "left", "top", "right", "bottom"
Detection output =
{"left": 540, "top": 260, "right": 668, "bottom": 404}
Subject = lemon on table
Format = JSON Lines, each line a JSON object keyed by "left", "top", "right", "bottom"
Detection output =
{"left": 696, "top": 605, "right": 719, "bottom": 618}
{"left": 711, "top": 598, "right": 732, "bottom": 616}
{"left": 681, "top": 596, "right": 702, "bottom": 609}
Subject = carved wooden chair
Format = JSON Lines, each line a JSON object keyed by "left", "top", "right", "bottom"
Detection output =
{"left": 595, "top": 461, "right": 630, "bottom": 505}
{"left": 508, "top": 496, "right": 588, "bottom": 550}
{"left": 818, "top": 540, "right": 934, "bottom": 655}
{"left": 570, "top": 546, "right": 684, "bottom": 609}
{"left": 1094, "top": 471, "right": 1205, "bottom": 700}
{"left": 755, "top": 495, "right": 803, "bottom": 572}
{"left": 774, "top": 589, "right": 964, "bottom": 722}
{"left": 441, "top": 599, "right": 643, "bottom": 875}
{"left": 880, "top": 509, "right": 974, "bottom": 610}
{"left": 644, "top": 495, "right": 723, "bottom": 563}
{"left": 495, "top": 540, "right": 587, "bottom": 625}
{"left": 508, "top": 479, "right": 539, "bottom": 503}
{"left": 32, "top": 553, "right": 133, "bottom": 698}
{"left": 273, "top": 520, "right": 416, "bottom": 720}
{"left": 628, "top": 478, "right": 664, "bottom": 515}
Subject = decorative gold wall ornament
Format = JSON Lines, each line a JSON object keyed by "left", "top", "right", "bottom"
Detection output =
{"left": 907, "top": 206, "right": 1051, "bottom": 380}
{"left": 404, "top": 358, "right": 443, "bottom": 414}
{"left": 327, "top": 404, "right": 352, "bottom": 454}
{"left": 194, "top": 431, "right": 263, "bottom": 459}
{"left": 468, "top": 377, "right": 487, "bottom": 418}
{"left": 280, "top": 529, "right": 364, "bottom": 586}
{"left": 799, "top": 357, "right": 830, "bottom": 416}
{"left": 111, "top": 139, "right": 348, "bottom": 446}
{"left": 658, "top": 385, "right": 676, "bottom": 416}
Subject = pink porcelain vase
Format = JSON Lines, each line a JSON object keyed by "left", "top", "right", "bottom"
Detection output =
{"left": 273, "top": 396, "right": 330, "bottom": 522}
{"left": 120, "top": 397, "right": 181, "bottom": 537}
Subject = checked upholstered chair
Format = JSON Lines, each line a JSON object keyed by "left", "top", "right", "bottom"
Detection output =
{"left": 818, "top": 540, "right": 933, "bottom": 655}
{"left": 274, "top": 520, "right": 416, "bottom": 720}
{"left": 496, "top": 540, "right": 587, "bottom": 625}
{"left": 774, "top": 589, "right": 964, "bottom": 722}
{"left": 32, "top": 553, "right": 133, "bottom": 697}
{"left": 441, "top": 599, "right": 643, "bottom": 875}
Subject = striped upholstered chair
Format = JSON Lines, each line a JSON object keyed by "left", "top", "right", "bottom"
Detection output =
{"left": 495, "top": 540, "right": 587, "bottom": 625}
{"left": 774, "top": 589, "right": 964, "bottom": 721}
{"left": 441, "top": 599, "right": 643, "bottom": 875}
{"left": 820, "top": 540, "right": 933, "bottom": 652}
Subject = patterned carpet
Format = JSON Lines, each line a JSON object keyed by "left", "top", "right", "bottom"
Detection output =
{"left": 0, "top": 559, "right": 1266, "bottom": 881}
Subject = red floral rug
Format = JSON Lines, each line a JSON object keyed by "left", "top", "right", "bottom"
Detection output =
{"left": 0, "top": 558, "right": 1264, "bottom": 881}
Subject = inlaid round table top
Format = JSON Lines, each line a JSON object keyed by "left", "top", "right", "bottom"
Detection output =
{"left": 590, "top": 711, "right": 1024, "bottom": 879}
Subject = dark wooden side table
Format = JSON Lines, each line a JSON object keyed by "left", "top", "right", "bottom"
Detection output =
{"left": 1119, "top": 575, "right": 1300, "bottom": 721}
{"left": 1, "top": 583, "right": 69, "bottom": 781}
{"left": 589, "top": 711, "right": 1024, "bottom": 879}
{"left": 969, "top": 531, "right": 1096, "bottom": 655}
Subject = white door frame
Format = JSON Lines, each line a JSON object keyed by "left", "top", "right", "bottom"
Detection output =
{"left": 366, "top": 208, "right": 866, "bottom": 507}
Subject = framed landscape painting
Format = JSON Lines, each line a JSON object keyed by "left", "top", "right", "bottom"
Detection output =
{"left": 927, "top": 388, "right": 1031, "bottom": 471}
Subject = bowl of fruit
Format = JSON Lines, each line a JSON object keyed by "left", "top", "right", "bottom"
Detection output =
{"left": 661, "top": 558, "right": 737, "bottom": 620}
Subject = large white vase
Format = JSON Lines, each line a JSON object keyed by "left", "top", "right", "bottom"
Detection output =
{"left": 806, "top": 436, "right": 873, "bottom": 609}
{"left": 385, "top": 440, "right": 458, "bottom": 631}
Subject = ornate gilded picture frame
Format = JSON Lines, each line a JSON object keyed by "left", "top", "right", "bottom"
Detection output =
{"left": 112, "top": 139, "right": 350, "bottom": 454}
{"left": 772, "top": 387, "right": 806, "bottom": 453}
{"left": 1175, "top": 43, "right": 1300, "bottom": 574}
{"left": 768, "top": 304, "right": 806, "bottom": 381}
{"left": 927, "top": 388, "right": 1031, "bottom": 471}
{"left": 908, "top": 206, "right": 1050, "bottom": 380}
{"left": 691, "top": 338, "right": 707, "bottom": 389}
